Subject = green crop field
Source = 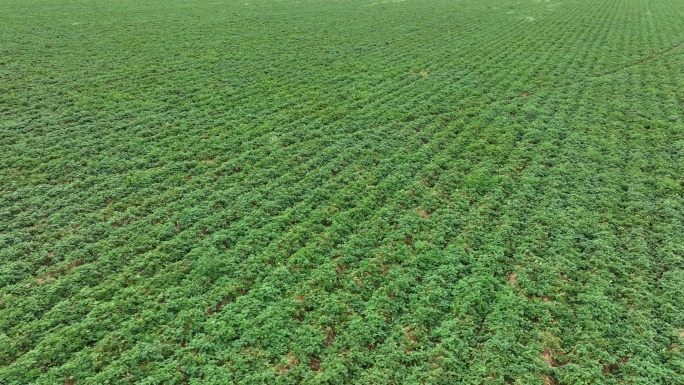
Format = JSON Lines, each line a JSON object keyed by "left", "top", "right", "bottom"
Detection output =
{"left": 1, "top": 0, "right": 684, "bottom": 383}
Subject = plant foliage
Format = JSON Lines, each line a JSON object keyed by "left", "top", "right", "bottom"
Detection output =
{"left": 1, "top": 0, "right": 683, "bottom": 383}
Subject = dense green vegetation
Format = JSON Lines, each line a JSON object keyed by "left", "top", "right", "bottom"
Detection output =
{"left": 1, "top": 0, "right": 683, "bottom": 383}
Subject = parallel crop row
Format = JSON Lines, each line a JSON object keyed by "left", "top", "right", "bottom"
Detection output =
{"left": 1, "top": 0, "right": 683, "bottom": 384}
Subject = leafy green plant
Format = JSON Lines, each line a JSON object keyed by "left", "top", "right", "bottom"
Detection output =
{"left": 1, "top": 0, "right": 683, "bottom": 383}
